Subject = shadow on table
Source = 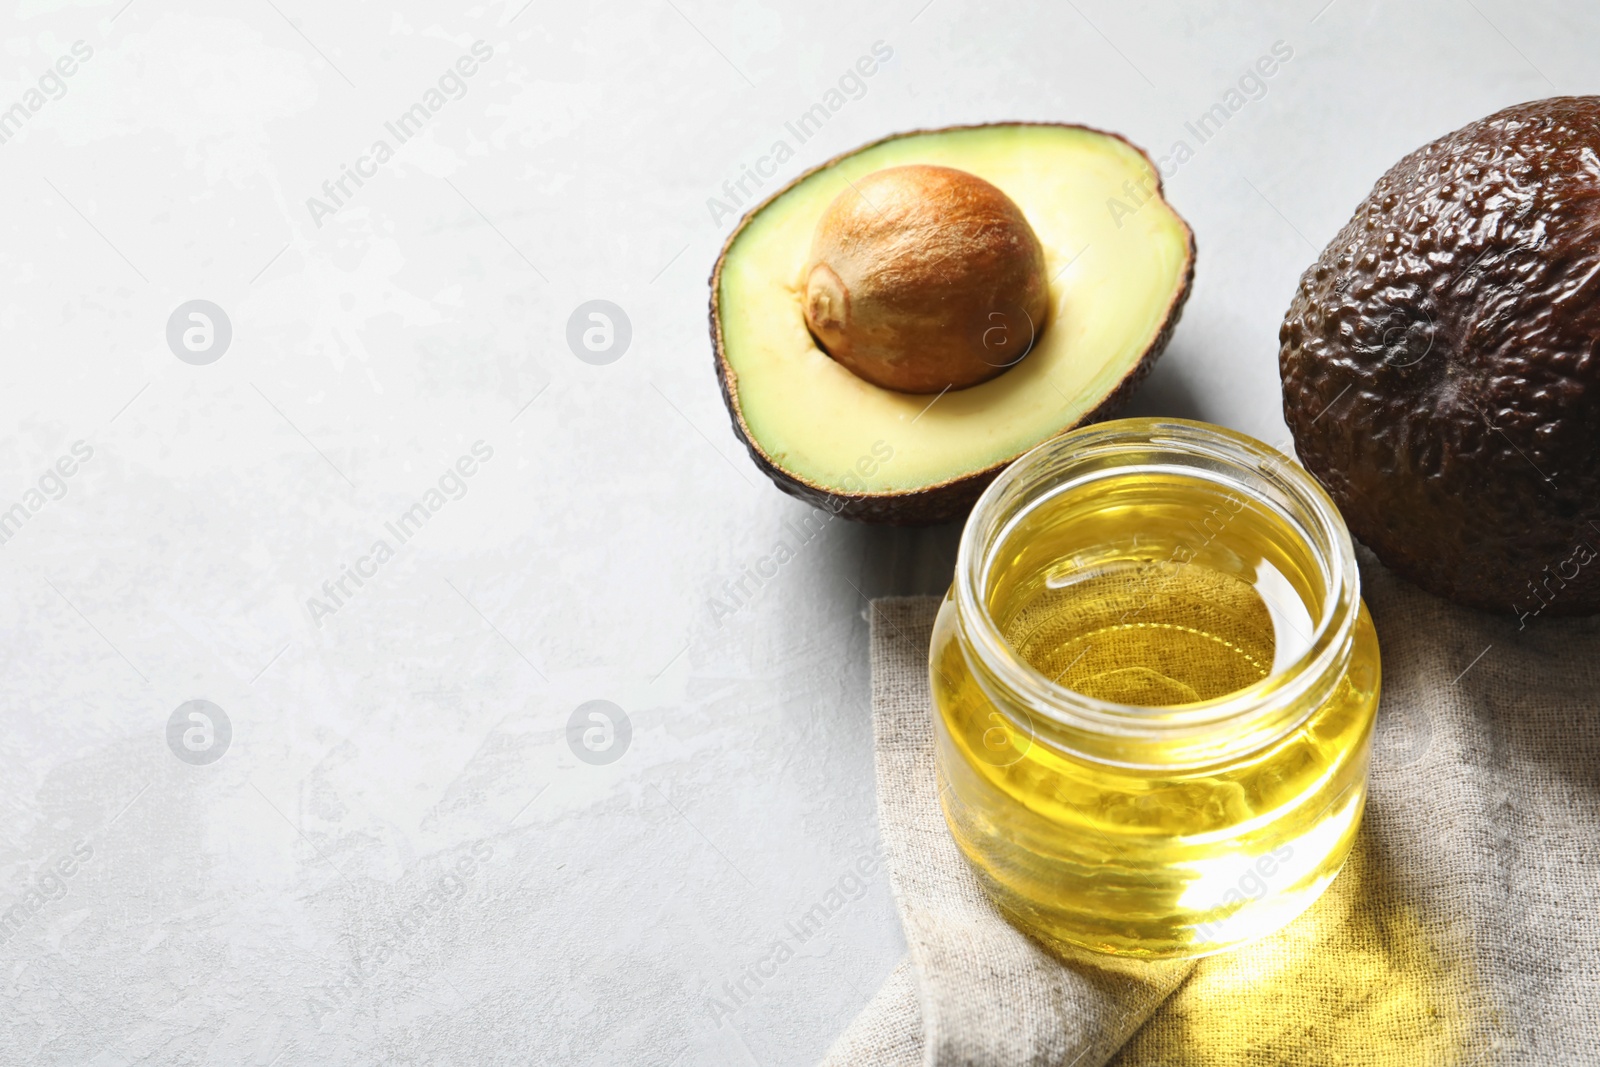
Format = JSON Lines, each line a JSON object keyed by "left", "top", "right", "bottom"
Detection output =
{"left": 853, "top": 522, "right": 964, "bottom": 599}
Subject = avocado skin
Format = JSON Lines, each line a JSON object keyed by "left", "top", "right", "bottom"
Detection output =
{"left": 1281, "top": 97, "right": 1600, "bottom": 616}
{"left": 710, "top": 122, "right": 1196, "bottom": 526}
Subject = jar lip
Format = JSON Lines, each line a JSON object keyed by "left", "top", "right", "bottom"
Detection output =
{"left": 953, "top": 417, "right": 1361, "bottom": 737}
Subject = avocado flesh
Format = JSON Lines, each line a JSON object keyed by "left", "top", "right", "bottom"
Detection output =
{"left": 1281, "top": 96, "right": 1600, "bottom": 615}
{"left": 712, "top": 124, "right": 1194, "bottom": 523}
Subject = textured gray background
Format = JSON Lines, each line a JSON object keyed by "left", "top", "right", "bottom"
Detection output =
{"left": 0, "top": 1, "right": 1593, "bottom": 1064}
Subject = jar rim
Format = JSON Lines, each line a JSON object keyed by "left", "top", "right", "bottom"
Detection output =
{"left": 952, "top": 417, "right": 1361, "bottom": 745}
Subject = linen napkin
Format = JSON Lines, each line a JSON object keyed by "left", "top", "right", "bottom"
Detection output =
{"left": 822, "top": 550, "right": 1600, "bottom": 1066}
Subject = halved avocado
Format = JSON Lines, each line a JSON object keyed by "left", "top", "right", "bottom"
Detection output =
{"left": 709, "top": 122, "right": 1195, "bottom": 524}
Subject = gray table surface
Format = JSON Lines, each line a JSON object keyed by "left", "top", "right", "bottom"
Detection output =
{"left": 1, "top": 1, "right": 1593, "bottom": 1064}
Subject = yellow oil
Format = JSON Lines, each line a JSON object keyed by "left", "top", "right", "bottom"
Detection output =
{"left": 932, "top": 468, "right": 1380, "bottom": 958}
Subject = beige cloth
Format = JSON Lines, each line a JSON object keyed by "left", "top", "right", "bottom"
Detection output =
{"left": 824, "top": 552, "right": 1600, "bottom": 1067}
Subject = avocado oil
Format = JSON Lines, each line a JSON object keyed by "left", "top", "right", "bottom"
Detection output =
{"left": 932, "top": 419, "right": 1381, "bottom": 957}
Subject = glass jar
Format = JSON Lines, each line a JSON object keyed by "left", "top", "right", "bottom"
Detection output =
{"left": 931, "top": 417, "right": 1380, "bottom": 958}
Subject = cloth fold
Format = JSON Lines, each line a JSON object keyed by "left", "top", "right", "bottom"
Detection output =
{"left": 824, "top": 553, "right": 1600, "bottom": 1067}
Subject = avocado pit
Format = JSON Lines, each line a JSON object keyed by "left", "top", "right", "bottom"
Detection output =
{"left": 802, "top": 164, "right": 1050, "bottom": 394}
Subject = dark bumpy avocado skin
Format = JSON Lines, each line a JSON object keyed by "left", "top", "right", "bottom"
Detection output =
{"left": 1281, "top": 97, "right": 1600, "bottom": 616}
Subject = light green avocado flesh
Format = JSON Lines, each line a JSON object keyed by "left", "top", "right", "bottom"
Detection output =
{"left": 716, "top": 124, "right": 1192, "bottom": 495}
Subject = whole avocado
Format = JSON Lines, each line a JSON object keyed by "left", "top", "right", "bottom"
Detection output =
{"left": 1281, "top": 96, "right": 1600, "bottom": 618}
